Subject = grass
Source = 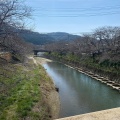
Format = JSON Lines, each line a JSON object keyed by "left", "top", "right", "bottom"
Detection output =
{"left": 0, "top": 60, "right": 52, "bottom": 120}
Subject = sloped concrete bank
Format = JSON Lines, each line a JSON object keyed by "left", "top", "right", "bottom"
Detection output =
{"left": 55, "top": 107, "right": 120, "bottom": 120}
{"left": 64, "top": 64, "right": 120, "bottom": 92}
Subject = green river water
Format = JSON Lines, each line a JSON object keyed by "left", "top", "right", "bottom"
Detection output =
{"left": 43, "top": 61, "right": 120, "bottom": 118}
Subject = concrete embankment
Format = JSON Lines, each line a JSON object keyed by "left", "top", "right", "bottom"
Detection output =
{"left": 64, "top": 64, "right": 120, "bottom": 92}
{"left": 44, "top": 55, "right": 120, "bottom": 92}
{"left": 56, "top": 107, "right": 120, "bottom": 120}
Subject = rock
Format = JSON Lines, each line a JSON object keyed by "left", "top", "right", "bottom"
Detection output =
{"left": 55, "top": 87, "right": 59, "bottom": 92}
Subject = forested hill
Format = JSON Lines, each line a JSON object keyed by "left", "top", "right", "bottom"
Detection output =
{"left": 20, "top": 30, "right": 55, "bottom": 45}
{"left": 20, "top": 30, "right": 80, "bottom": 45}
{"left": 47, "top": 32, "right": 80, "bottom": 41}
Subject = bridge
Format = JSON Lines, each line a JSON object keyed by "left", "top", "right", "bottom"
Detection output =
{"left": 33, "top": 49, "right": 50, "bottom": 55}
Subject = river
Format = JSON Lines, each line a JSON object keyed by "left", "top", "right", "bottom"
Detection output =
{"left": 43, "top": 61, "right": 120, "bottom": 118}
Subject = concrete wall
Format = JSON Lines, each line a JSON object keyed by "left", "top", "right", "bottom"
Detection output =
{"left": 56, "top": 107, "right": 120, "bottom": 120}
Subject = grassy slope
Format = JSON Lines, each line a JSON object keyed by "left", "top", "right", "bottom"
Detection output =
{"left": 0, "top": 59, "right": 53, "bottom": 120}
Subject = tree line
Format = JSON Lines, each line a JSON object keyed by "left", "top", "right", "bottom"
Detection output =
{"left": 44, "top": 26, "right": 120, "bottom": 83}
{"left": 44, "top": 26, "right": 120, "bottom": 63}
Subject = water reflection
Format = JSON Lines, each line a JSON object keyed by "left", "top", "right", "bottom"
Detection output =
{"left": 43, "top": 62, "right": 120, "bottom": 118}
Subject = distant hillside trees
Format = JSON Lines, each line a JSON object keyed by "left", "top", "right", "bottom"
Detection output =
{"left": 20, "top": 31, "right": 80, "bottom": 45}
{"left": 20, "top": 30, "right": 55, "bottom": 45}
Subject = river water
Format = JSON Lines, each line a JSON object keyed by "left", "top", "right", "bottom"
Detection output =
{"left": 43, "top": 61, "right": 120, "bottom": 118}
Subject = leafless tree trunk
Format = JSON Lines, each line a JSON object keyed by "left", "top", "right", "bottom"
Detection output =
{"left": 0, "top": 0, "right": 32, "bottom": 60}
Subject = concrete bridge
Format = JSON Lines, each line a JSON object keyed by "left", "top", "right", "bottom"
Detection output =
{"left": 33, "top": 49, "right": 50, "bottom": 55}
{"left": 56, "top": 107, "right": 120, "bottom": 120}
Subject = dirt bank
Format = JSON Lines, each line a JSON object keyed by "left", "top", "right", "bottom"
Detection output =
{"left": 35, "top": 57, "right": 52, "bottom": 64}
{"left": 33, "top": 57, "right": 60, "bottom": 119}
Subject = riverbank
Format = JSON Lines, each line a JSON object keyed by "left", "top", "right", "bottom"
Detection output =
{"left": 34, "top": 57, "right": 52, "bottom": 64}
{"left": 33, "top": 56, "right": 60, "bottom": 119}
{"left": 44, "top": 54, "right": 120, "bottom": 92}
{"left": 63, "top": 63, "right": 120, "bottom": 92}
{"left": 0, "top": 56, "right": 60, "bottom": 120}
{"left": 56, "top": 107, "right": 120, "bottom": 120}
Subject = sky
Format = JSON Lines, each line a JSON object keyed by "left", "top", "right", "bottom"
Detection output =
{"left": 25, "top": 0, "right": 120, "bottom": 34}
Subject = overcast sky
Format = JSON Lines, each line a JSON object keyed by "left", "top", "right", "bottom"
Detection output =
{"left": 25, "top": 0, "right": 120, "bottom": 34}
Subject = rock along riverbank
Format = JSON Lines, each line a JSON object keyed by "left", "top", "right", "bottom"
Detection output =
{"left": 63, "top": 63, "right": 120, "bottom": 92}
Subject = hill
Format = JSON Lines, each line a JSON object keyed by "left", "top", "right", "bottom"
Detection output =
{"left": 20, "top": 31, "right": 80, "bottom": 45}
{"left": 20, "top": 30, "right": 55, "bottom": 45}
{"left": 47, "top": 32, "right": 80, "bottom": 41}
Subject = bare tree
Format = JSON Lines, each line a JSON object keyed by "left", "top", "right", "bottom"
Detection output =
{"left": 0, "top": 0, "right": 32, "bottom": 47}
{"left": 44, "top": 26, "right": 120, "bottom": 63}
{"left": 0, "top": 0, "right": 31, "bottom": 29}
{"left": 93, "top": 26, "right": 120, "bottom": 52}
{"left": 0, "top": 0, "right": 32, "bottom": 56}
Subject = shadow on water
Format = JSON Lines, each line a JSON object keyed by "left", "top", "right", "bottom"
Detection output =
{"left": 43, "top": 62, "right": 120, "bottom": 118}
